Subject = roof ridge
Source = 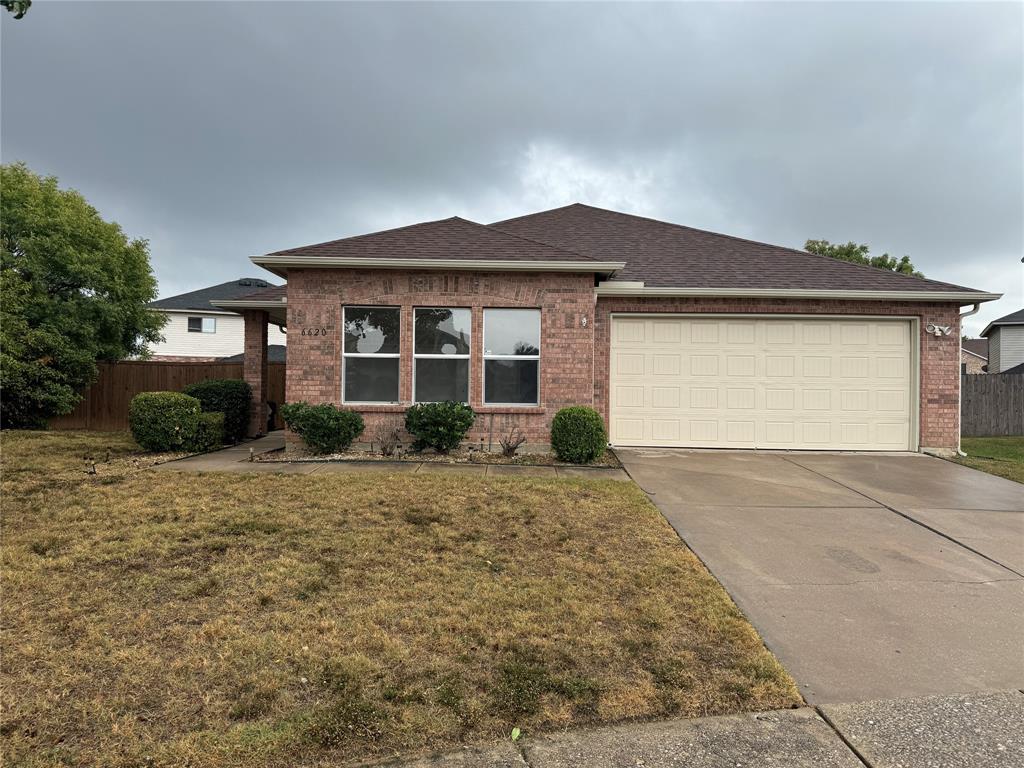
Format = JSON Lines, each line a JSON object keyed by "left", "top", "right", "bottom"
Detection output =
{"left": 270, "top": 213, "right": 601, "bottom": 263}
{"left": 267, "top": 216, "right": 466, "bottom": 256}
{"left": 479, "top": 219, "right": 599, "bottom": 262}
{"left": 498, "top": 203, "right": 978, "bottom": 293}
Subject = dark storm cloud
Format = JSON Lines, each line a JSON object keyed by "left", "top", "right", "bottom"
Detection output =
{"left": 2, "top": 1, "right": 1021, "bottom": 334}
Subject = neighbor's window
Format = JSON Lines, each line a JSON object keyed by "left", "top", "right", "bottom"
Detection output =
{"left": 188, "top": 316, "right": 216, "bottom": 333}
{"left": 483, "top": 308, "right": 540, "bottom": 405}
{"left": 343, "top": 306, "right": 400, "bottom": 403}
{"left": 414, "top": 307, "right": 470, "bottom": 402}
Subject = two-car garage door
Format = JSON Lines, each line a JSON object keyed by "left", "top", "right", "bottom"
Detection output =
{"left": 609, "top": 316, "right": 914, "bottom": 450}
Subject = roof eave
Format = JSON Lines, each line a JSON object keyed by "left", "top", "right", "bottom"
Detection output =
{"left": 594, "top": 284, "right": 1002, "bottom": 303}
{"left": 980, "top": 320, "right": 1024, "bottom": 338}
{"left": 251, "top": 255, "right": 625, "bottom": 277}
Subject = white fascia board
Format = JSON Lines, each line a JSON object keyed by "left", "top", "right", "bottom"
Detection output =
{"left": 250, "top": 255, "right": 625, "bottom": 275}
{"left": 961, "top": 348, "right": 988, "bottom": 361}
{"left": 594, "top": 284, "right": 1002, "bottom": 303}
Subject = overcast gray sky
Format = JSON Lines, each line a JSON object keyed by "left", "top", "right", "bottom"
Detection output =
{"left": 2, "top": 1, "right": 1021, "bottom": 335}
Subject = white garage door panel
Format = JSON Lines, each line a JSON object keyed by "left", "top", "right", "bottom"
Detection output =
{"left": 610, "top": 317, "right": 912, "bottom": 450}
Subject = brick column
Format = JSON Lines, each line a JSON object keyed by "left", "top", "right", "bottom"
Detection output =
{"left": 243, "top": 310, "right": 269, "bottom": 437}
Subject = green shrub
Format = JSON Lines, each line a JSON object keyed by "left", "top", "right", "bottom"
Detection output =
{"left": 182, "top": 379, "right": 251, "bottom": 442}
{"left": 280, "top": 402, "right": 364, "bottom": 454}
{"left": 550, "top": 406, "right": 607, "bottom": 464}
{"left": 404, "top": 401, "right": 475, "bottom": 453}
{"left": 129, "top": 391, "right": 201, "bottom": 452}
{"left": 190, "top": 411, "right": 226, "bottom": 452}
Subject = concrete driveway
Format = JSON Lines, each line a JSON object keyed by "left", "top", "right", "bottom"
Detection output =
{"left": 617, "top": 449, "right": 1024, "bottom": 705}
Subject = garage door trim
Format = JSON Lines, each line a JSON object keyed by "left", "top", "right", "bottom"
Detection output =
{"left": 607, "top": 313, "right": 921, "bottom": 451}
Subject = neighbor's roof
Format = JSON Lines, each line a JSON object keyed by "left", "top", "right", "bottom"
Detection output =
{"left": 150, "top": 278, "right": 278, "bottom": 312}
{"left": 220, "top": 344, "right": 286, "bottom": 364}
{"left": 980, "top": 308, "right": 1024, "bottom": 337}
{"left": 1001, "top": 362, "right": 1024, "bottom": 375}
{"left": 252, "top": 216, "right": 622, "bottom": 277}
{"left": 491, "top": 204, "right": 986, "bottom": 295}
{"left": 961, "top": 338, "right": 989, "bottom": 360}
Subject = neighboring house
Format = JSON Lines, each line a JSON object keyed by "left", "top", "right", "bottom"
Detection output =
{"left": 979, "top": 308, "right": 1024, "bottom": 374}
{"left": 216, "top": 204, "right": 999, "bottom": 453}
{"left": 961, "top": 338, "right": 988, "bottom": 374}
{"left": 148, "top": 278, "right": 288, "bottom": 360}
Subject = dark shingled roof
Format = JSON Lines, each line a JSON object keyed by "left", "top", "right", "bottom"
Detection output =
{"left": 961, "top": 338, "right": 989, "bottom": 359}
{"left": 227, "top": 284, "right": 287, "bottom": 302}
{"left": 987, "top": 308, "right": 1024, "bottom": 325}
{"left": 489, "top": 204, "right": 983, "bottom": 294}
{"left": 980, "top": 307, "right": 1024, "bottom": 338}
{"left": 265, "top": 216, "right": 596, "bottom": 263}
{"left": 151, "top": 278, "right": 279, "bottom": 312}
{"left": 219, "top": 345, "right": 287, "bottom": 364}
{"left": 1001, "top": 362, "right": 1024, "bottom": 375}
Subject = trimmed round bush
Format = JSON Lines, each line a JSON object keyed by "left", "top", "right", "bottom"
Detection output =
{"left": 129, "top": 391, "right": 202, "bottom": 452}
{"left": 404, "top": 401, "right": 475, "bottom": 453}
{"left": 280, "top": 402, "right": 364, "bottom": 454}
{"left": 182, "top": 379, "right": 252, "bottom": 443}
{"left": 190, "top": 412, "right": 226, "bottom": 452}
{"left": 550, "top": 406, "right": 607, "bottom": 464}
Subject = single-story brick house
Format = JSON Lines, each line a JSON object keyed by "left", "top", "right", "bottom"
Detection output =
{"left": 214, "top": 204, "right": 999, "bottom": 454}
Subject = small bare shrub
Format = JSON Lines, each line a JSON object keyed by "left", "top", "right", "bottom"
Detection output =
{"left": 373, "top": 418, "right": 403, "bottom": 457}
{"left": 499, "top": 424, "right": 527, "bottom": 458}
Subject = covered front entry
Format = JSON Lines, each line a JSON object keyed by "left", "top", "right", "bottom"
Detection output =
{"left": 609, "top": 315, "right": 915, "bottom": 450}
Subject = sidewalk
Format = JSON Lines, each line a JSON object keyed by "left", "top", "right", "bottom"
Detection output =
{"left": 386, "top": 690, "right": 1024, "bottom": 768}
{"left": 153, "top": 432, "right": 631, "bottom": 480}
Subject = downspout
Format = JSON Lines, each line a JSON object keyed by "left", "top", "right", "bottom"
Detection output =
{"left": 957, "top": 303, "right": 982, "bottom": 457}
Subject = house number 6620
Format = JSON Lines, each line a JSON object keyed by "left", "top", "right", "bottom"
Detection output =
{"left": 300, "top": 327, "right": 328, "bottom": 336}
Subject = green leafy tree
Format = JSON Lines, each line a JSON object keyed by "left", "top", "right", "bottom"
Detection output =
{"left": 1, "top": 163, "right": 165, "bottom": 427}
{"left": 1, "top": 1, "right": 31, "bottom": 19}
{"left": 804, "top": 239, "right": 922, "bottom": 277}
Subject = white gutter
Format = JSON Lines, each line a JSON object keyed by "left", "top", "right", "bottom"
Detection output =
{"left": 957, "top": 303, "right": 983, "bottom": 458}
{"left": 251, "top": 255, "right": 625, "bottom": 277}
{"left": 594, "top": 284, "right": 1002, "bottom": 303}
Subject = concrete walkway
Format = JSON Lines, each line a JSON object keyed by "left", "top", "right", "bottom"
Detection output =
{"left": 386, "top": 690, "right": 1024, "bottom": 767}
{"left": 153, "top": 433, "right": 630, "bottom": 480}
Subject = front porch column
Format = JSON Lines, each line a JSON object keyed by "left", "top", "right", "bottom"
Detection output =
{"left": 243, "top": 310, "right": 269, "bottom": 437}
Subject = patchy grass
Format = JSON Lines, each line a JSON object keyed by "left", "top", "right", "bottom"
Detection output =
{"left": 1, "top": 430, "right": 800, "bottom": 767}
{"left": 956, "top": 436, "right": 1024, "bottom": 484}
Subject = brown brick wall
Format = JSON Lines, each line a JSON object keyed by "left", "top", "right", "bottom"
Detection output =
{"left": 282, "top": 274, "right": 964, "bottom": 451}
{"left": 593, "top": 297, "right": 962, "bottom": 450}
{"left": 285, "top": 269, "right": 597, "bottom": 446}
{"left": 242, "top": 310, "right": 269, "bottom": 437}
{"left": 961, "top": 349, "right": 987, "bottom": 375}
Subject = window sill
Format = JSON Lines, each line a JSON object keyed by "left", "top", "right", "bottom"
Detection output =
{"left": 342, "top": 404, "right": 546, "bottom": 416}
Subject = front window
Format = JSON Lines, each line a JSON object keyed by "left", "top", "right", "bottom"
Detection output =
{"left": 483, "top": 308, "right": 540, "bottom": 405}
{"left": 188, "top": 316, "right": 216, "bottom": 333}
{"left": 414, "top": 307, "right": 470, "bottom": 402}
{"left": 343, "top": 306, "right": 400, "bottom": 403}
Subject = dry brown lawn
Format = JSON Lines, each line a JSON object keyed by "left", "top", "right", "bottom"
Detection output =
{"left": 1, "top": 430, "right": 800, "bottom": 767}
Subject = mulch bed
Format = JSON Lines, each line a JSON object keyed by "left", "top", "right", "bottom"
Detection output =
{"left": 254, "top": 445, "right": 622, "bottom": 468}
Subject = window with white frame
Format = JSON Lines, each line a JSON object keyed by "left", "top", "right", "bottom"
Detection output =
{"left": 483, "top": 308, "right": 540, "bottom": 405}
{"left": 343, "top": 306, "right": 400, "bottom": 403}
{"left": 187, "top": 316, "right": 216, "bottom": 333}
{"left": 414, "top": 308, "right": 470, "bottom": 402}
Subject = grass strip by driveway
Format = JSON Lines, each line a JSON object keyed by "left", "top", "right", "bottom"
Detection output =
{"left": 956, "top": 436, "right": 1024, "bottom": 484}
{"left": 1, "top": 430, "right": 800, "bottom": 767}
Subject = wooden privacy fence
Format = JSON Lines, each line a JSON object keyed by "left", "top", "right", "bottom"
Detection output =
{"left": 961, "top": 374, "right": 1024, "bottom": 437}
{"left": 50, "top": 361, "right": 287, "bottom": 432}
